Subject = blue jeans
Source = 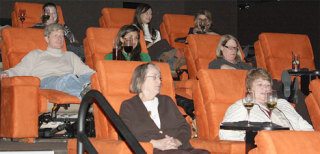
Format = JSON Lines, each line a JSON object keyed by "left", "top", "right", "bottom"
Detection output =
{"left": 40, "top": 73, "right": 92, "bottom": 99}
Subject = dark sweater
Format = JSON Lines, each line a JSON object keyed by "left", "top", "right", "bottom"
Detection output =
{"left": 208, "top": 58, "right": 253, "bottom": 70}
{"left": 119, "top": 94, "right": 192, "bottom": 150}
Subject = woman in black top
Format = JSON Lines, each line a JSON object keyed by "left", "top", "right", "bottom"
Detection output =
{"left": 209, "top": 34, "right": 253, "bottom": 70}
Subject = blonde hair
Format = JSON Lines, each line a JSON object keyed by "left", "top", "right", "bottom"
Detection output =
{"left": 216, "top": 34, "right": 242, "bottom": 62}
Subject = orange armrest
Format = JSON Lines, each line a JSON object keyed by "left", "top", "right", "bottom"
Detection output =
{"left": 1, "top": 76, "right": 40, "bottom": 87}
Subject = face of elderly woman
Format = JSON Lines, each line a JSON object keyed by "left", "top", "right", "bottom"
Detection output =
{"left": 221, "top": 39, "right": 238, "bottom": 63}
{"left": 250, "top": 78, "right": 272, "bottom": 104}
{"left": 140, "top": 65, "right": 161, "bottom": 98}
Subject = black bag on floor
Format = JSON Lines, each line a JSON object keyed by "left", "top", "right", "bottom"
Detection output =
{"left": 175, "top": 95, "right": 195, "bottom": 119}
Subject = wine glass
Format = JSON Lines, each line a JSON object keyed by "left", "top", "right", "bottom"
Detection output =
{"left": 123, "top": 38, "right": 133, "bottom": 55}
{"left": 267, "top": 90, "right": 278, "bottom": 126}
{"left": 18, "top": 9, "right": 26, "bottom": 27}
{"left": 112, "top": 40, "right": 119, "bottom": 60}
{"left": 243, "top": 91, "right": 254, "bottom": 126}
{"left": 199, "top": 21, "right": 206, "bottom": 33}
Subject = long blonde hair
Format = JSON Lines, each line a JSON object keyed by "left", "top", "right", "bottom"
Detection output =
{"left": 216, "top": 34, "right": 242, "bottom": 62}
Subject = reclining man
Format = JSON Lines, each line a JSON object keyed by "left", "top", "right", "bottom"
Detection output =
{"left": 0, "top": 23, "right": 94, "bottom": 112}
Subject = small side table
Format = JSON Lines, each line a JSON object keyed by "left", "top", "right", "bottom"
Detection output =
{"left": 287, "top": 69, "right": 320, "bottom": 95}
{"left": 220, "top": 121, "right": 289, "bottom": 153}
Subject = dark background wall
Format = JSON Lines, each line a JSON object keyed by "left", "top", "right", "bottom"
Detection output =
{"left": 0, "top": 0, "right": 319, "bottom": 68}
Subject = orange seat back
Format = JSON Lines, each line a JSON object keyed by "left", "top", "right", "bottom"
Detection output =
{"left": 93, "top": 60, "right": 175, "bottom": 139}
{"left": 99, "top": 8, "right": 135, "bottom": 28}
{"left": 11, "top": 2, "right": 65, "bottom": 28}
{"left": 84, "top": 27, "right": 148, "bottom": 69}
{"left": 305, "top": 79, "right": 320, "bottom": 131}
{"left": 251, "top": 130, "right": 320, "bottom": 154}
{"left": 1, "top": 27, "right": 66, "bottom": 70}
{"left": 194, "top": 69, "right": 247, "bottom": 139}
{"left": 186, "top": 34, "right": 221, "bottom": 79}
{"left": 256, "top": 33, "right": 315, "bottom": 80}
{"left": 160, "top": 14, "right": 194, "bottom": 49}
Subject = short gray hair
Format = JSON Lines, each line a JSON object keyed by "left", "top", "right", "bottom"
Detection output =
{"left": 44, "top": 23, "right": 64, "bottom": 37}
{"left": 130, "top": 63, "right": 160, "bottom": 93}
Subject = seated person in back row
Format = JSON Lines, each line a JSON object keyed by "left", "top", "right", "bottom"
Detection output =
{"left": 32, "top": 2, "right": 85, "bottom": 61}
{"left": 0, "top": 23, "right": 94, "bottom": 100}
{"left": 104, "top": 24, "right": 151, "bottom": 62}
{"left": 120, "top": 63, "right": 209, "bottom": 154}
{"left": 189, "top": 10, "right": 219, "bottom": 35}
{"left": 209, "top": 34, "right": 253, "bottom": 70}
{"left": 219, "top": 68, "right": 313, "bottom": 141}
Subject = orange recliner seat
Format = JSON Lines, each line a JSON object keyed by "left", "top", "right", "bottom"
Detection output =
{"left": 83, "top": 27, "right": 148, "bottom": 69}
{"left": 305, "top": 79, "right": 320, "bottom": 131}
{"left": 159, "top": 14, "right": 194, "bottom": 50}
{"left": 67, "top": 61, "right": 213, "bottom": 153}
{"left": 249, "top": 130, "right": 320, "bottom": 154}
{"left": 99, "top": 8, "right": 135, "bottom": 28}
{"left": 0, "top": 28, "right": 79, "bottom": 140}
{"left": 185, "top": 34, "right": 221, "bottom": 79}
{"left": 193, "top": 69, "right": 248, "bottom": 153}
{"left": 254, "top": 33, "right": 315, "bottom": 80}
{"left": 11, "top": 2, "right": 65, "bottom": 28}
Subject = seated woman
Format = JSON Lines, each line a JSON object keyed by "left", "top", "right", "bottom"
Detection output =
{"left": 133, "top": 3, "right": 161, "bottom": 48}
{"left": 104, "top": 24, "right": 151, "bottom": 62}
{"left": 209, "top": 34, "right": 253, "bottom": 70}
{"left": 32, "top": 2, "right": 84, "bottom": 60}
{"left": 0, "top": 23, "right": 94, "bottom": 100}
{"left": 119, "top": 63, "right": 209, "bottom": 154}
{"left": 219, "top": 68, "right": 313, "bottom": 141}
{"left": 189, "top": 10, "right": 218, "bottom": 35}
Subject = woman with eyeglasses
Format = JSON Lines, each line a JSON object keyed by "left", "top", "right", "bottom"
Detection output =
{"left": 208, "top": 34, "right": 253, "bottom": 70}
{"left": 119, "top": 63, "right": 209, "bottom": 154}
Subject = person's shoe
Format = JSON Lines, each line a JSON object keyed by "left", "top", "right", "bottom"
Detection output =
{"left": 80, "top": 83, "right": 91, "bottom": 98}
{"left": 281, "top": 71, "right": 291, "bottom": 99}
{"left": 291, "top": 77, "right": 299, "bottom": 104}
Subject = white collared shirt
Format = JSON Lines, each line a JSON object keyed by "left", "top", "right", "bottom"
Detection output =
{"left": 219, "top": 98, "right": 314, "bottom": 141}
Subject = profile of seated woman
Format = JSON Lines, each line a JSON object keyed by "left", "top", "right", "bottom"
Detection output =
{"left": 119, "top": 63, "right": 209, "bottom": 154}
{"left": 104, "top": 24, "right": 151, "bottom": 62}
{"left": 208, "top": 34, "right": 253, "bottom": 70}
{"left": 219, "top": 68, "right": 313, "bottom": 141}
{"left": 189, "top": 10, "right": 218, "bottom": 35}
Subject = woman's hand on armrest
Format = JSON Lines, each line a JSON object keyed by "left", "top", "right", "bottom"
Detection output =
{"left": 0, "top": 72, "right": 9, "bottom": 80}
{"left": 150, "top": 135, "right": 182, "bottom": 151}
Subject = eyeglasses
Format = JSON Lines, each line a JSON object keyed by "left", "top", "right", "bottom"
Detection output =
{"left": 146, "top": 75, "right": 162, "bottom": 81}
{"left": 224, "top": 45, "right": 238, "bottom": 51}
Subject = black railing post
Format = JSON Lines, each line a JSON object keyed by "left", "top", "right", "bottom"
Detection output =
{"left": 77, "top": 90, "right": 146, "bottom": 154}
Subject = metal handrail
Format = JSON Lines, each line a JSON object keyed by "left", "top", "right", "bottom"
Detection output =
{"left": 77, "top": 90, "right": 146, "bottom": 154}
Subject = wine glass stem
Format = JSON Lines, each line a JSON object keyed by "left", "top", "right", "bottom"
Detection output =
{"left": 247, "top": 109, "right": 250, "bottom": 126}
{"left": 269, "top": 111, "right": 273, "bottom": 126}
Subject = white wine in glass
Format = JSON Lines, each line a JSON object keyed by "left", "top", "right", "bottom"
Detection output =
{"left": 267, "top": 90, "right": 278, "bottom": 126}
{"left": 243, "top": 91, "right": 254, "bottom": 126}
